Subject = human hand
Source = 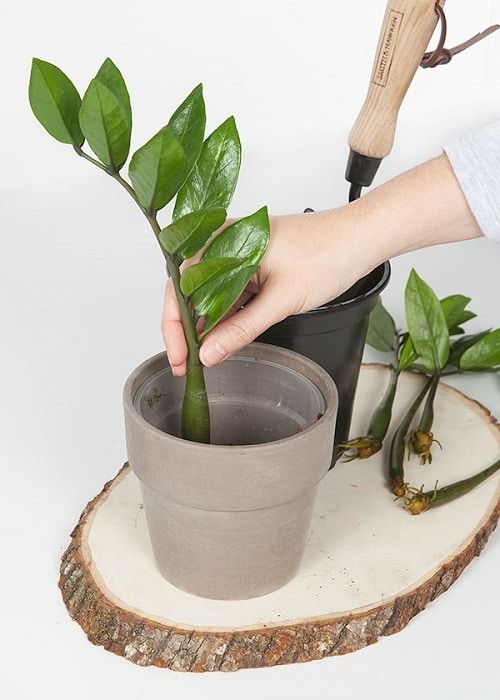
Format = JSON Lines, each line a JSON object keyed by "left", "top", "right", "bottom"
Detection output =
{"left": 161, "top": 205, "right": 380, "bottom": 375}
{"left": 161, "top": 154, "right": 482, "bottom": 375}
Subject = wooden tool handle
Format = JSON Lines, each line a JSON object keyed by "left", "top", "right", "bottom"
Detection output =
{"left": 349, "top": 0, "right": 446, "bottom": 159}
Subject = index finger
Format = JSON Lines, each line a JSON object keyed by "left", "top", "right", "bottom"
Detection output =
{"left": 161, "top": 279, "right": 188, "bottom": 376}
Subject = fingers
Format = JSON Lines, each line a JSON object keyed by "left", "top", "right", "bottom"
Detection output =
{"left": 161, "top": 280, "right": 187, "bottom": 376}
{"left": 199, "top": 281, "right": 287, "bottom": 368}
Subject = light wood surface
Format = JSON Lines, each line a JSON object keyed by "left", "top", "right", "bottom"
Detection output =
{"left": 59, "top": 364, "right": 499, "bottom": 671}
{"left": 349, "top": 0, "right": 446, "bottom": 159}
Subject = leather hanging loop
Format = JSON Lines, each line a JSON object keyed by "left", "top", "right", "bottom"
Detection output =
{"left": 421, "top": 3, "right": 500, "bottom": 69}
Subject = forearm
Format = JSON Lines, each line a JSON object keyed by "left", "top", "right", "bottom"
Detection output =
{"left": 163, "top": 150, "right": 490, "bottom": 370}
{"left": 319, "top": 154, "right": 483, "bottom": 279}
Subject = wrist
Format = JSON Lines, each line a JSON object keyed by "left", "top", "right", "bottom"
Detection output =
{"left": 343, "top": 155, "right": 483, "bottom": 265}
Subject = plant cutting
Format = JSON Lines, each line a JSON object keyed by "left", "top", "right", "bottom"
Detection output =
{"left": 338, "top": 278, "right": 477, "bottom": 462}
{"left": 407, "top": 373, "right": 442, "bottom": 464}
{"left": 342, "top": 268, "right": 500, "bottom": 508}
{"left": 400, "top": 269, "right": 450, "bottom": 467}
{"left": 388, "top": 374, "right": 433, "bottom": 498}
{"left": 29, "top": 56, "right": 270, "bottom": 445}
{"left": 29, "top": 57, "right": 338, "bottom": 600}
{"left": 404, "top": 457, "right": 500, "bottom": 515}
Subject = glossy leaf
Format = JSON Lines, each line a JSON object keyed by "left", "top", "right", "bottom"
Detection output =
{"left": 129, "top": 127, "right": 187, "bottom": 212}
{"left": 180, "top": 257, "right": 242, "bottom": 297}
{"left": 191, "top": 207, "right": 270, "bottom": 335}
{"left": 366, "top": 298, "right": 396, "bottom": 353}
{"left": 457, "top": 310, "right": 476, "bottom": 325}
{"left": 197, "top": 265, "right": 259, "bottom": 337}
{"left": 460, "top": 329, "right": 500, "bottom": 370}
{"left": 202, "top": 206, "right": 269, "bottom": 264}
{"left": 448, "top": 330, "right": 491, "bottom": 367}
{"left": 159, "top": 207, "right": 226, "bottom": 259}
{"left": 440, "top": 295, "right": 476, "bottom": 337}
{"left": 95, "top": 58, "right": 132, "bottom": 128}
{"left": 398, "top": 335, "right": 419, "bottom": 371}
{"left": 168, "top": 84, "right": 205, "bottom": 173}
{"left": 173, "top": 116, "right": 241, "bottom": 219}
{"left": 405, "top": 269, "right": 449, "bottom": 372}
{"left": 29, "top": 58, "right": 83, "bottom": 145}
{"left": 79, "top": 79, "right": 131, "bottom": 169}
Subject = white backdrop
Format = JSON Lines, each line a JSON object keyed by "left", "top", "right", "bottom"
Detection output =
{"left": 1, "top": 1, "right": 499, "bottom": 698}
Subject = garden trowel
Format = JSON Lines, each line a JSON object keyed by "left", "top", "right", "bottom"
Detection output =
{"left": 345, "top": 0, "right": 498, "bottom": 202}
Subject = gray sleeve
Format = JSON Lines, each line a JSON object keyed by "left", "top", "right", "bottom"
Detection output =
{"left": 443, "top": 120, "right": 500, "bottom": 242}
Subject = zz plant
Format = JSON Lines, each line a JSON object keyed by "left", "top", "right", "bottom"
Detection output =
{"left": 29, "top": 57, "right": 270, "bottom": 444}
{"left": 344, "top": 268, "right": 500, "bottom": 513}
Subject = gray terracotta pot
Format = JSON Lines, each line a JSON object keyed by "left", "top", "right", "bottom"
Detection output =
{"left": 123, "top": 342, "right": 338, "bottom": 600}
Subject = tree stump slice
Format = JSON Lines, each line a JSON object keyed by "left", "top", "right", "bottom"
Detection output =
{"left": 59, "top": 364, "right": 500, "bottom": 672}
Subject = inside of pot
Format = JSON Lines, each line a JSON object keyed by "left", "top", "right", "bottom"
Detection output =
{"left": 314, "top": 263, "right": 387, "bottom": 310}
{"left": 134, "top": 356, "right": 326, "bottom": 446}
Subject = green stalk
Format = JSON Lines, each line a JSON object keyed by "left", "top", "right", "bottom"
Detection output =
{"left": 388, "top": 375, "right": 433, "bottom": 496}
{"left": 167, "top": 263, "right": 210, "bottom": 443}
{"left": 405, "top": 458, "right": 500, "bottom": 515}
{"left": 418, "top": 373, "right": 439, "bottom": 434}
{"left": 74, "top": 146, "right": 210, "bottom": 443}
{"left": 367, "top": 366, "right": 400, "bottom": 442}
{"left": 408, "top": 373, "right": 441, "bottom": 464}
{"left": 338, "top": 366, "right": 400, "bottom": 461}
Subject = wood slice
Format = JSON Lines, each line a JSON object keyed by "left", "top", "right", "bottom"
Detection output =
{"left": 59, "top": 364, "right": 500, "bottom": 672}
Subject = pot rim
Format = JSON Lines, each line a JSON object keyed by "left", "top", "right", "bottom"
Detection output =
{"left": 123, "top": 342, "right": 338, "bottom": 452}
{"left": 307, "top": 260, "right": 391, "bottom": 315}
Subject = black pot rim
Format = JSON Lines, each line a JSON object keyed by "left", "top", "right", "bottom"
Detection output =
{"left": 305, "top": 261, "right": 390, "bottom": 317}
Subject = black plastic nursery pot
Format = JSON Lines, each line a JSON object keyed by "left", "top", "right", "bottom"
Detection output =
{"left": 257, "top": 262, "right": 391, "bottom": 466}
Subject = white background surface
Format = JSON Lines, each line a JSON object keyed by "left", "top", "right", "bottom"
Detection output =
{"left": 1, "top": 1, "right": 499, "bottom": 698}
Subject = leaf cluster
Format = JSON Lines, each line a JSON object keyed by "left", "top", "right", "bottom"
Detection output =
{"left": 29, "top": 57, "right": 269, "bottom": 336}
{"left": 367, "top": 269, "right": 499, "bottom": 374}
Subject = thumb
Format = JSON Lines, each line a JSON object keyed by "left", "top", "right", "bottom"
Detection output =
{"left": 199, "top": 282, "right": 287, "bottom": 368}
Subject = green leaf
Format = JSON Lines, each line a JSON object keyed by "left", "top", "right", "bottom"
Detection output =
{"left": 159, "top": 207, "right": 226, "bottom": 259}
{"left": 440, "top": 295, "right": 472, "bottom": 330}
{"left": 79, "top": 79, "right": 131, "bottom": 169}
{"left": 197, "top": 265, "right": 259, "bottom": 336}
{"left": 129, "top": 127, "right": 188, "bottom": 212}
{"left": 453, "top": 317, "right": 476, "bottom": 336}
{"left": 180, "top": 257, "right": 242, "bottom": 296}
{"left": 440, "top": 296, "right": 476, "bottom": 338}
{"left": 398, "top": 335, "right": 418, "bottom": 371}
{"left": 29, "top": 58, "right": 83, "bottom": 145}
{"left": 201, "top": 206, "right": 269, "bottom": 264}
{"left": 366, "top": 299, "right": 396, "bottom": 353}
{"left": 191, "top": 207, "right": 270, "bottom": 335}
{"left": 95, "top": 58, "right": 132, "bottom": 128}
{"left": 449, "top": 330, "right": 491, "bottom": 366}
{"left": 405, "top": 269, "right": 449, "bottom": 371}
{"left": 168, "top": 84, "right": 205, "bottom": 173}
{"left": 173, "top": 116, "right": 241, "bottom": 219}
{"left": 460, "top": 329, "right": 500, "bottom": 370}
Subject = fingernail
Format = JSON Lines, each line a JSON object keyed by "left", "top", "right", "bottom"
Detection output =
{"left": 166, "top": 351, "right": 175, "bottom": 374}
{"left": 200, "top": 341, "right": 227, "bottom": 367}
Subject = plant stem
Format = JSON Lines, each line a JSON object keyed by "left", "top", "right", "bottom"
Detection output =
{"left": 368, "top": 366, "right": 400, "bottom": 443}
{"left": 388, "top": 375, "right": 433, "bottom": 495}
{"left": 430, "top": 458, "right": 500, "bottom": 508}
{"left": 338, "top": 365, "right": 400, "bottom": 461}
{"left": 166, "top": 263, "right": 210, "bottom": 443}
{"left": 418, "top": 373, "right": 439, "bottom": 434}
{"left": 73, "top": 146, "right": 210, "bottom": 443}
{"left": 407, "top": 372, "right": 442, "bottom": 464}
{"left": 405, "top": 458, "right": 500, "bottom": 514}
